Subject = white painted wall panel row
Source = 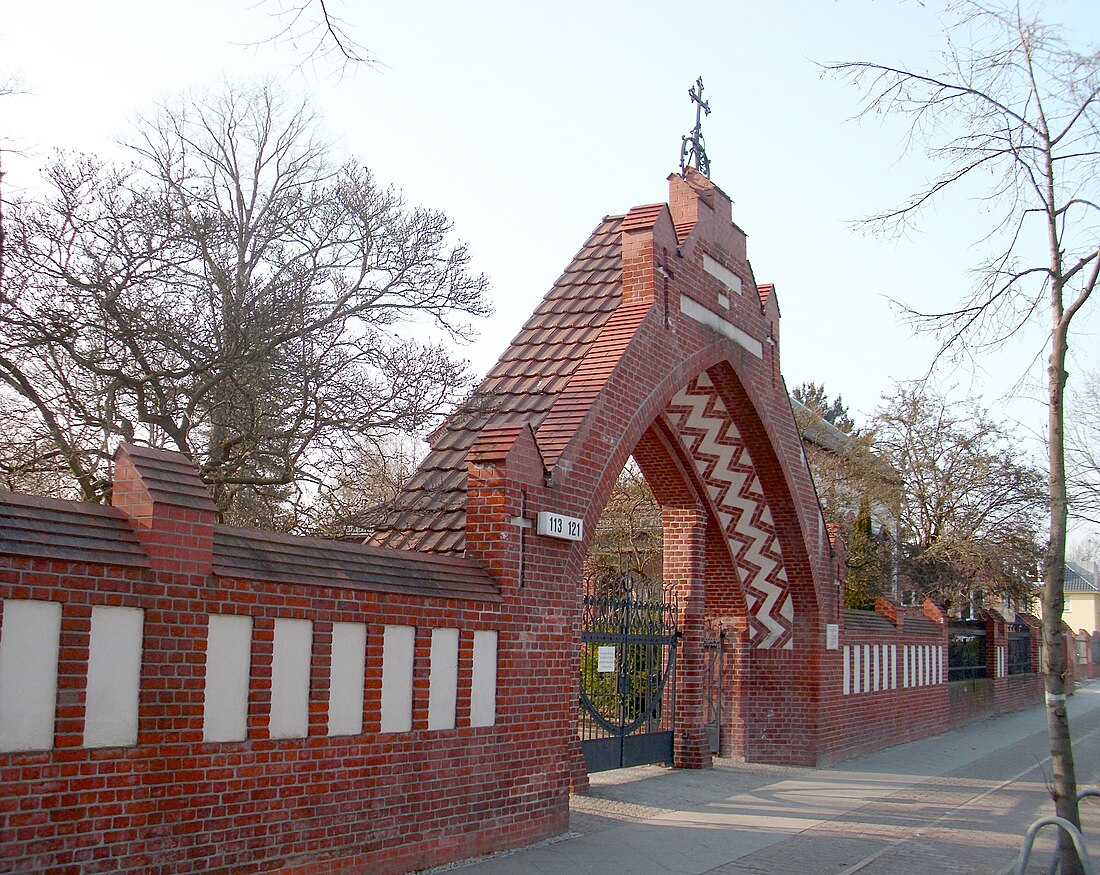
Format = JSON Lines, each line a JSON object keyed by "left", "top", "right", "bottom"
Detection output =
{"left": 0, "top": 600, "right": 500, "bottom": 751}
{"left": 843, "top": 641, "right": 944, "bottom": 696}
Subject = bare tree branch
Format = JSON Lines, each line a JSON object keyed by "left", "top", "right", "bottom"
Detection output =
{"left": 253, "top": 0, "right": 378, "bottom": 76}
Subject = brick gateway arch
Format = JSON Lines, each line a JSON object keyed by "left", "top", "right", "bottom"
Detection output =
{"left": 372, "top": 168, "right": 839, "bottom": 772}
{"left": 0, "top": 168, "right": 1010, "bottom": 873}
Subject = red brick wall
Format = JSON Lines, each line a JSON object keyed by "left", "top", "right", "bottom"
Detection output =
{"left": 0, "top": 548, "right": 568, "bottom": 874}
{"left": 813, "top": 600, "right": 1049, "bottom": 760}
{"left": 816, "top": 611, "right": 950, "bottom": 763}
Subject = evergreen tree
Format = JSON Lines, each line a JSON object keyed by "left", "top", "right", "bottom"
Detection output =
{"left": 845, "top": 498, "right": 890, "bottom": 609}
{"left": 792, "top": 382, "right": 855, "bottom": 434}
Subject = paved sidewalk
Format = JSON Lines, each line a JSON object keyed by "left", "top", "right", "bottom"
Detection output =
{"left": 430, "top": 682, "right": 1100, "bottom": 875}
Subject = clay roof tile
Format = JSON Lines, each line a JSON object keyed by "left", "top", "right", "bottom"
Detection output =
{"left": 368, "top": 215, "right": 625, "bottom": 554}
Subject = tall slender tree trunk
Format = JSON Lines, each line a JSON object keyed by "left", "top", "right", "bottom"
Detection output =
{"left": 1045, "top": 312, "right": 1083, "bottom": 874}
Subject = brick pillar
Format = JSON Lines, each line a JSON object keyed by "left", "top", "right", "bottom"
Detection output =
{"left": 111, "top": 443, "right": 216, "bottom": 577}
{"left": 664, "top": 505, "right": 710, "bottom": 769}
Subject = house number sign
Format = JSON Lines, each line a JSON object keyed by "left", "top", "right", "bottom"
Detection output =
{"left": 536, "top": 511, "right": 583, "bottom": 541}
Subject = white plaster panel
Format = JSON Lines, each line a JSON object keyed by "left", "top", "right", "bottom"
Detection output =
{"left": 428, "top": 628, "right": 459, "bottom": 730}
{"left": 852, "top": 645, "right": 861, "bottom": 694}
{"left": 702, "top": 253, "right": 744, "bottom": 294}
{"left": 842, "top": 646, "right": 850, "bottom": 696}
{"left": 380, "top": 625, "right": 415, "bottom": 733}
{"left": 890, "top": 645, "right": 897, "bottom": 690}
{"left": 203, "top": 614, "right": 252, "bottom": 742}
{"left": 679, "top": 296, "right": 763, "bottom": 358}
{"left": 872, "top": 646, "right": 880, "bottom": 692}
{"left": 269, "top": 618, "right": 312, "bottom": 739}
{"left": 84, "top": 606, "right": 143, "bottom": 748}
{"left": 470, "top": 631, "right": 498, "bottom": 727}
{"left": 328, "top": 622, "right": 367, "bottom": 736}
{"left": 0, "top": 599, "right": 61, "bottom": 751}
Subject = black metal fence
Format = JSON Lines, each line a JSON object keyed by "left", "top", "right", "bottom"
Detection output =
{"left": 948, "top": 620, "right": 988, "bottom": 681}
{"left": 1008, "top": 622, "right": 1034, "bottom": 675}
{"left": 578, "top": 574, "right": 679, "bottom": 772}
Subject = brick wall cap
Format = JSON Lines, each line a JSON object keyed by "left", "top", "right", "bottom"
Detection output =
{"left": 214, "top": 524, "right": 500, "bottom": 602}
{"left": 0, "top": 489, "right": 150, "bottom": 568}
{"left": 114, "top": 443, "right": 218, "bottom": 514}
{"left": 468, "top": 423, "right": 545, "bottom": 472}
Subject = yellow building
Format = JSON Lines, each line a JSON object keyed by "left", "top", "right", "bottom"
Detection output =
{"left": 1065, "top": 561, "right": 1100, "bottom": 634}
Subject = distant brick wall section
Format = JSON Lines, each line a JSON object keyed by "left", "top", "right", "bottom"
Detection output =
{"left": 1070, "top": 628, "right": 1100, "bottom": 681}
{"left": 0, "top": 444, "right": 569, "bottom": 875}
{"left": 815, "top": 598, "right": 1046, "bottom": 761}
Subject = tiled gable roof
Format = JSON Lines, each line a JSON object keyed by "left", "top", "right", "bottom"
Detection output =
{"left": 0, "top": 491, "right": 150, "bottom": 569}
{"left": 1065, "top": 561, "right": 1099, "bottom": 593}
{"left": 369, "top": 216, "right": 624, "bottom": 554}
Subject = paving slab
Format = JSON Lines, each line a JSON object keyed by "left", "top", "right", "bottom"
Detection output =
{"left": 424, "top": 681, "right": 1100, "bottom": 875}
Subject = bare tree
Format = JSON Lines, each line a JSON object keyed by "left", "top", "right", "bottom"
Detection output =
{"left": 586, "top": 459, "right": 664, "bottom": 585}
{"left": 1066, "top": 370, "right": 1100, "bottom": 525}
{"left": 873, "top": 385, "right": 1045, "bottom": 614}
{"left": 830, "top": 3, "right": 1099, "bottom": 867}
{"left": 0, "top": 74, "right": 27, "bottom": 292}
{"left": 2, "top": 80, "right": 489, "bottom": 529}
{"left": 793, "top": 389, "right": 899, "bottom": 531}
{"left": 305, "top": 434, "right": 425, "bottom": 538}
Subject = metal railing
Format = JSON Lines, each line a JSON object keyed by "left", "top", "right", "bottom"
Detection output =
{"left": 1012, "top": 790, "right": 1100, "bottom": 875}
{"left": 949, "top": 620, "right": 989, "bottom": 681}
{"left": 1008, "top": 622, "right": 1034, "bottom": 675}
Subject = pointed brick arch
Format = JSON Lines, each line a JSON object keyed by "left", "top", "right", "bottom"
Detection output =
{"left": 372, "top": 168, "right": 839, "bottom": 768}
{"left": 665, "top": 370, "right": 795, "bottom": 648}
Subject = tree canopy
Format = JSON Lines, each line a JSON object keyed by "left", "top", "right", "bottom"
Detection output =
{"left": 0, "top": 81, "right": 489, "bottom": 530}
{"left": 872, "top": 385, "right": 1045, "bottom": 614}
{"left": 791, "top": 382, "right": 855, "bottom": 434}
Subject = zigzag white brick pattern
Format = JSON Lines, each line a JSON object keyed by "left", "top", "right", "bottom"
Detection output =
{"left": 666, "top": 373, "right": 794, "bottom": 648}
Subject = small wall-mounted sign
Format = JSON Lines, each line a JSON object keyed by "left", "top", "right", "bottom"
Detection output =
{"left": 596, "top": 646, "right": 616, "bottom": 673}
{"left": 825, "top": 623, "right": 839, "bottom": 650}
{"left": 536, "top": 511, "right": 583, "bottom": 542}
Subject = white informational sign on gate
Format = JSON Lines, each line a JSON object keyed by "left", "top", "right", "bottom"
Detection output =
{"left": 596, "top": 646, "right": 616, "bottom": 673}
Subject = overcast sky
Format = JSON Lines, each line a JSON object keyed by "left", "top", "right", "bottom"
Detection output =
{"left": 3, "top": 0, "right": 1098, "bottom": 438}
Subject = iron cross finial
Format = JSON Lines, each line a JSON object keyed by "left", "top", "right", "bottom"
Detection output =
{"left": 680, "top": 76, "right": 712, "bottom": 177}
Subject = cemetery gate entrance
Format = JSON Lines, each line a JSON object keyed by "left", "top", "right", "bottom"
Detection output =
{"left": 578, "top": 574, "right": 679, "bottom": 772}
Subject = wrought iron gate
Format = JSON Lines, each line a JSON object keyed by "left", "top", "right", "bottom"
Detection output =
{"left": 703, "top": 632, "right": 724, "bottom": 754}
{"left": 578, "top": 574, "right": 679, "bottom": 772}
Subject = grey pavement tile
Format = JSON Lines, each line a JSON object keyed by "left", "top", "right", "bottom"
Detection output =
{"left": 439, "top": 683, "right": 1100, "bottom": 875}
{"left": 702, "top": 835, "right": 887, "bottom": 874}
